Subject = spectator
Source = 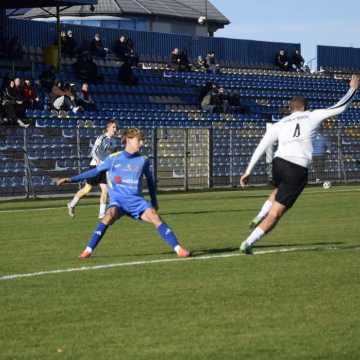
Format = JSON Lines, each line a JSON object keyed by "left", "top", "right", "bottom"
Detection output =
{"left": 113, "top": 35, "right": 139, "bottom": 66}
{"left": 3, "top": 78, "right": 28, "bottom": 127}
{"left": 275, "top": 49, "right": 289, "bottom": 71}
{"left": 312, "top": 127, "right": 331, "bottom": 183}
{"left": 61, "top": 30, "right": 77, "bottom": 58}
{"left": 291, "top": 50, "right": 305, "bottom": 72}
{"left": 200, "top": 83, "right": 218, "bottom": 113}
{"left": 169, "top": 48, "right": 190, "bottom": 72}
{"left": 194, "top": 55, "right": 208, "bottom": 71}
{"left": 76, "top": 82, "right": 96, "bottom": 111}
{"left": 50, "top": 80, "right": 80, "bottom": 115}
{"left": 74, "top": 52, "right": 103, "bottom": 84}
{"left": 113, "top": 35, "right": 128, "bottom": 61}
{"left": 118, "top": 62, "right": 138, "bottom": 86}
{"left": 206, "top": 51, "right": 219, "bottom": 74}
{"left": 23, "top": 79, "right": 40, "bottom": 110}
{"left": 89, "top": 33, "right": 107, "bottom": 58}
{"left": 39, "top": 65, "right": 56, "bottom": 93}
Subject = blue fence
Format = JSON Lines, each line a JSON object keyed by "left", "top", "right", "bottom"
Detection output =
{"left": 317, "top": 45, "right": 360, "bottom": 71}
{"left": 6, "top": 18, "right": 300, "bottom": 66}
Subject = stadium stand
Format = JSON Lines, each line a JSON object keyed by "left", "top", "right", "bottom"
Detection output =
{"left": 1, "top": 14, "right": 360, "bottom": 198}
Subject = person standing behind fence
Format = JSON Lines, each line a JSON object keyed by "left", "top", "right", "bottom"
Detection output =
{"left": 312, "top": 127, "right": 331, "bottom": 183}
{"left": 66, "top": 119, "right": 120, "bottom": 219}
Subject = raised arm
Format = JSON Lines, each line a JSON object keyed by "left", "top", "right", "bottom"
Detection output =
{"left": 311, "top": 74, "right": 359, "bottom": 122}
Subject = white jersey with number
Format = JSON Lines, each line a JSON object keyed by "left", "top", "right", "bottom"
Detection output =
{"left": 245, "top": 87, "right": 357, "bottom": 174}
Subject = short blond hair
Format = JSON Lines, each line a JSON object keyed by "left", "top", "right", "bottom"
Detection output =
{"left": 121, "top": 128, "right": 145, "bottom": 144}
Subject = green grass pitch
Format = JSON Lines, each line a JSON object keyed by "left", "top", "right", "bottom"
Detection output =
{"left": 0, "top": 186, "right": 360, "bottom": 359}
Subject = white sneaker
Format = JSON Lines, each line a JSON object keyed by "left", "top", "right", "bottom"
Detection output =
{"left": 17, "top": 119, "right": 30, "bottom": 128}
{"left": 67, "top": 202, "right": 75, "bottom": 218}
{"left": 72, "top": 106, "right": 80, "bottom": 114}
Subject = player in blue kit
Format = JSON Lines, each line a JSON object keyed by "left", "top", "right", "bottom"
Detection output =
{"left": 57, "top": 128, "right": 191, "bottom": 259}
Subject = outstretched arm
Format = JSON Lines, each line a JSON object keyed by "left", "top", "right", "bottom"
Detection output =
{"left": 312, "top": 74, "right": 359, "bottom": 122}
{"left": 57, "top": 158, "right": 110, "bottom": 185}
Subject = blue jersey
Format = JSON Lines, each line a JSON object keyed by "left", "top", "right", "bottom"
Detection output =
{"left": 71, "top": 151, "right": 157, "bottom": 209}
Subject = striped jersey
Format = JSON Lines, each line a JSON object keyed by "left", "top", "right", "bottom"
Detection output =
{"left": 90, "top": 134, "right": 121, "bottom": 165}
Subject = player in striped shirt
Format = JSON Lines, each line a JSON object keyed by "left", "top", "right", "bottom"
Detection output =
{"left": 67, "top": 119, "right": 120, "bottom": 219}
{"left": 240, "top": 75, "right": 359, "bottom": 254}
{"left": 57, "top": 128, "right": 191, "bottom": 258}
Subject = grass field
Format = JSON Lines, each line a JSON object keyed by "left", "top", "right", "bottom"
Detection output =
{"left": 1, "top": 186, "right": 360, "bottom": 359}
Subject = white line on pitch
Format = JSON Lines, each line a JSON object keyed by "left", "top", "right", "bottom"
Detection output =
{"left": 0, "top": 245, "right": 346, "bottom": 282}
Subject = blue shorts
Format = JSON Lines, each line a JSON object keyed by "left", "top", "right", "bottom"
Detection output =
{"left": 108, "top": 195, "right": 152, "bottom": 219}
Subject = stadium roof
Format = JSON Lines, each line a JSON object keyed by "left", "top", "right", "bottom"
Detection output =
{"left": 0, "top": 0, "right": 96, "bottom": 8}
{"left": 17, "top": 0, "right": 229, "bottom": 25}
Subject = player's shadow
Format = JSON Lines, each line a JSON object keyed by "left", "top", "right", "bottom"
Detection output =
{"left": 161, "top": 208, "right": 259, "bottom": 216}
{"left": 254, "top": 241, "right": 344, "bottom": 248}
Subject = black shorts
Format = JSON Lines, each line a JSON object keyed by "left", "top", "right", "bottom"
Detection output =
{"left": 272, "top": 157, "right": 308, "bottom": 208}
{"left": 86, "top": 166, "right": 107, "bottom": 186}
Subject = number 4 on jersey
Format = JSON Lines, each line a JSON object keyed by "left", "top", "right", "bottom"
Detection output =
{"left": 293, "top": 123, "right": 300, "bottom": 137}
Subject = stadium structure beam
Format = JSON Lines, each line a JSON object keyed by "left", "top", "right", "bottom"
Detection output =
{"left": 0, "top": 0, "right": 96, "bottom": 8}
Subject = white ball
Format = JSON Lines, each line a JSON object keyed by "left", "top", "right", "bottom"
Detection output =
{"left": 323, "top": 181, "right": 331, "bottom": 189}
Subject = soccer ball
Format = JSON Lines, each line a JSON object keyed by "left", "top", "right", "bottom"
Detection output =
{"left": 323, "top": 181, "right": 331, "bottom": 189}
{"left": 198, "top": 16, "right": 207, "bottom": 25}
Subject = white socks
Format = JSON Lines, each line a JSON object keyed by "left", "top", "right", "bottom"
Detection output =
{"left": 99, "top": 203, "right": 107, "bottom": 217}
{"left": 255, "top": 200, "right": 272, "bottom": 221}
{"left": 69, "top": 196, "right": 80, "bottom": 208}
{"left": 245, "top": 227, "right": 265, "bottom": 247}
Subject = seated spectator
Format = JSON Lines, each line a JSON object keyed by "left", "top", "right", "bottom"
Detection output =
{"left": 113, "top": 35, "right": 139, "bottom": 66}
{"left": 291, "top": 50, "right": 305, "bottom": 72}
{"left": 275, "top": 49, "right": 289, "bottom": 71}
{"left": 74, "top": 52, "right": 103, "bottom": 84}
{"left": 3, "top": 78, "right": 28, "bottom": 127}
{"left": 206, "top": 51, "right": 219, "bottom": 74}
{"left": 61, "top": 30, "right": 77, "bottom": 58}
{"left": 50, "top": 80, "right": 80, "bottom": 115}
{"left": 39, "top": 65, "right": 56, "bottom": 93}
{"left": 23, "top": 79, "right": 40, "bottom": 110}
{"left": 194, "top": 56, "right": 208, "bottom": 71}
{"left": 76, "top": 82, "right": 96, "bottom": 111}
{"left": 118, "top": 62, "right": 138, "bottom": 86}
{"left": 7, "top": 37, "right": 23, "bottom": 60}
{"left": 201, "top": 83, "right": 218, "bottom": 113}
{"left": 169, "top": 48, "right": 190, "bottom": 72}
{"left": 89, "top": 33, "right": 107, "bottom": 58}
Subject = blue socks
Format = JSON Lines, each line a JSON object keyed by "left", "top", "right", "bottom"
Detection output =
{"left": 87, "top": 223, "right": 109, "bottom": 250}
{"left": 157, "top": 223, "right": 180, "bottom": 249}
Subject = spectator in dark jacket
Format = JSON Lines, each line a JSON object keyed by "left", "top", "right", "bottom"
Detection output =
{"left": 276, "top": 49, "right": 289, "bottom": 71}
{"left": 291, "top": 50, "right": 305, "bottom": 72}
{"left": 3, "top": 78, "right": 28, "bottom": 127}
{"left": 74, "top": 52, "right": 103, "bottom": 84}
{"left": 76, "top": 82, "right": 96, "bottom": 111}
{"left": 169, "top": 48, "right": 190, "bottom": 72}
{"left": 61, "top": 30, "right": 77, "bottom": 57}
{"left": 89, "top": 33, "right": 107, "bottom": 58}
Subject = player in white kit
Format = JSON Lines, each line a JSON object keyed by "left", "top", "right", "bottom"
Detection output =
{"left": 240, "top": 75, "right": 359, "bottom": 254}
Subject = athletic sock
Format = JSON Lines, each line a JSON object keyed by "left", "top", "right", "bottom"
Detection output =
{"left": 245, "top": 227, "right": 265, "bottom": 247}
{"left": 69, "top": 196, "right": 80, "bottom": 208}
{"left": 254, "top": 200, "right": 272, "bottom": 222}
{"left": 87, "top": 223, "right": 109, "bottom": 250}
{"left": 157, "top": 223, "right": 180, "bottom": 249}
{"left": 99, "top": 203, "right": 107, "bottom": 217}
